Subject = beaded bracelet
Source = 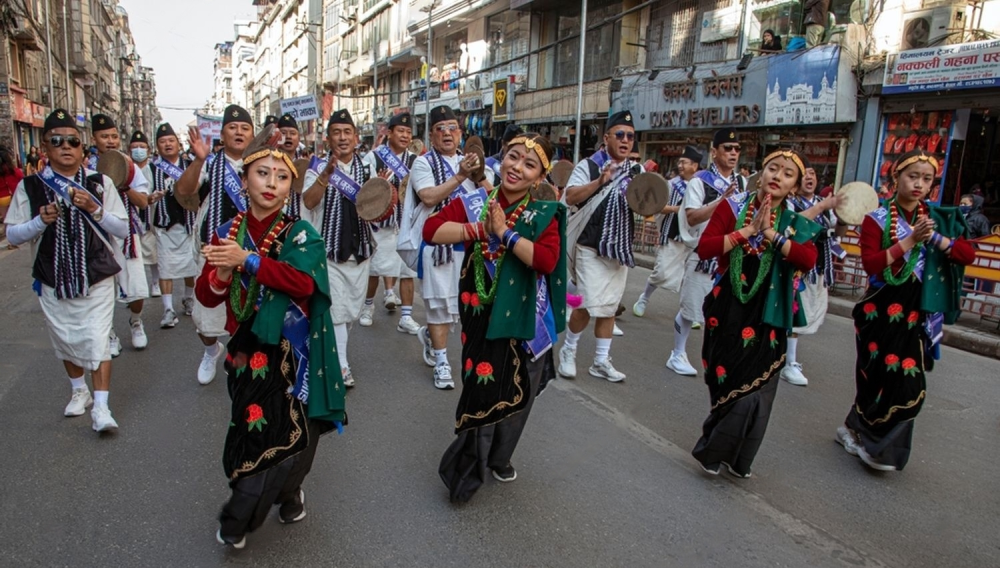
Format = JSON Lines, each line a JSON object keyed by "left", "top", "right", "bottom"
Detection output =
{"left": 243, "top": 253, "right": 261, "bottom": 276}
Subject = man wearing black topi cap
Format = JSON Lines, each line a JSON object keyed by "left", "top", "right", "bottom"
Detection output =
{"left": 633, "top": 145, "right": 703, "bottom": 318}
{"left": 396, "top": 104, "right": 488, "bottom": 390}
{"left": 666, "top": 127, "right": 747, "bottom": 377}
{"left": 129, "top": 130, "right": 161, "bottom": 300}
{"left": 92, "top": 114, "right": 153, "bottom": 354}
{"left": 175, "top": 103, "right": 254, "bottom": 386}
{"left": 301, "top": 108, "right": 371, "bottom": 388}
{"left": 559, "top": 109, "right": 645, "bottom": 383}
{"left": 360, "top": 112, "right": 421, "bottom": 333}
{"left": 148, "top": 123, "right": 199, "bottom": 329}
{"left": 273, "top": 113, "right": 303, "bottom": 217}
{"left": 4, "top": 108, "right": 131, "bottom": 433}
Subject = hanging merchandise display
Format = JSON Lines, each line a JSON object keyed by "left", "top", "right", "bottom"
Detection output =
{"left": 874, "top": 111, "right": 955, "bottom": 204}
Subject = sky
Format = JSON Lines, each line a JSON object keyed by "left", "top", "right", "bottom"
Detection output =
{"left": 120, "top": 0, "right": 256, "bottom": 143}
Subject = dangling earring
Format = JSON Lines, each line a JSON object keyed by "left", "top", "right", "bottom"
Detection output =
{"left": 755, "top": 178, "right": 761, "bottom": 189}
{"left": 284, "top": 196, "right": 291, "bottom": 205}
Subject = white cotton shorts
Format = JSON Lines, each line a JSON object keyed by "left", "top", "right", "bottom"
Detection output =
{"left": 369, "top": 227, "right": 416, "bottom": 278}
{"left": 647, "top": 239, "right": 690, "bottom": 293}
{"left": 192, "top": 255, "right": 227, "bottom": 337}
{"left": 39, "top": 278, "right": 114, "bottom": 370}
{"left": 575, "top": 246, "right": 628, "bottom": 318}
{"left": 792, "top": 278, "right": 829, "bottom": 335}
{"left": 139, "top": 229, "right": 157, "bottom": 265}
{"left": 155, "top": 225, "right": 199, "bottom": 280}
{"left": 420, "top": 246, "right": 463, "bottom": 324}
{"left": 328, "top": 256, "right": 370, "bottom": 325}
{"left": 679, "top": 255, "right": 715, "bottom": 324}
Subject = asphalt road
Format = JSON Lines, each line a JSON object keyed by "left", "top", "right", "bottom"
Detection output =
{"left": 0, "top": 244, "right": 997, "bottom": 568}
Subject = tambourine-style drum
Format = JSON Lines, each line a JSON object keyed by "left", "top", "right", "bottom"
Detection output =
{"left": 746, "top": 171, "right": 760, "bottom": 196}
{"left": 397, "top": 174, "right": 409, "bottom": 203}
{"left": 291, "top": 158, "right": 311, "bottom": 194}
{"left": 834, "top": 181, "right": 879, "bottom": 226}
{"left": 625, "top": 172, "right": 671, "bottom": 217}
{"left": 549, "top": 160, "right": 574, "bottom": 188}
{"left": 408, "top": 139, "right": 425, "bottom": 156}
{"left": 465, "top": 136, "right": 486, "bottom": 183}
{"left": 97, "top": 150, "right": 133, "bottom": 188}
{"left": 356, "top": 177, "right": 397, "bottom": 222}
{"left": 531, "top": 181, "right": 559, "bottom": 202}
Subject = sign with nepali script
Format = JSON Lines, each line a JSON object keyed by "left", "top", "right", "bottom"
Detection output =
{"left": 883, "top": 39, "right": 1000, "bottom": 94}
{"left": 280, "top": 94, "right": 320, "bottom": 121}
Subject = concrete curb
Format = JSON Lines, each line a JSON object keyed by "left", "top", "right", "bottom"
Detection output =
{"left": 633, "top": 252, "right": 1000, "bottom": 360}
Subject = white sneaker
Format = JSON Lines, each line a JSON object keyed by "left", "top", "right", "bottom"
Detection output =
{"left": 589, "top": 358, "right": 626, "bottom": 382}
{"left": 182, "top": 297, "right": 194, "bottom": 316}
{"left": 359, "top": 303, "right": 374, "bottom": 327}
{"left": 434, "top": 363, "right": 454, "bottom": 390}
{"left": 91, "top": 406, "right": 119, "bottom": 432}
{"left": 691, "top": 322, "right": 702, "bottom": 330}
{"left": 198, "top": 343, "right": 224, "bottom": 385}
{"left": 342, "top": 368, "right": 356, "bottom": 388}
{"left": 160, "top": 309, "right": 179, "bottom": 329}
{"left": 857, "top": 445, "right": 897, "bottom": 471}
{"left": 632, "top": 296, "right": 648, "bottom": 317}
{"left": 151, "top": 281, "right": 162, "bottom": 297}
{"left": 558, "top": 346, "right": 577, "bottom": 378}
{"left": 418, "top": 326, "right": 435, "bottom": 367}
{"left": 835, "top": 426, "right": 860, "bottom": 457}
{"left": 109, "top": 331, "right": 122, "bottom": 358}
{"left": 666, "top": 350, "right": 698, "bottom": 376}
{"left": 64, "top": 387, "right": 93, "bottom": 417}
{"left": 130, "top": 317, "right": 148, "bottom": 350}
{"left": 780, "top": 362, "right": 809, "bottom": 386}
{"left": 384, "top": 290, "right": 401, "bottom": 311}
{"left": 396, "top": 315, "right": 421, "bottom": 335}
{"left": 613, "top": 323, "right": 624, "bottom": 337}
{"left": 216, "top": 529, "right": 246, "bottom": 550}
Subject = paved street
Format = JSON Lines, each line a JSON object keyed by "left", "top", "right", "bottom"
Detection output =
{"left": 0, "top": 244, "right": 997, "bottom": 568}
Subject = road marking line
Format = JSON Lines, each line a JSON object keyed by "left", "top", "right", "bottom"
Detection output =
{"left": 550, "top": 379, "right": 891, "bottom": 568}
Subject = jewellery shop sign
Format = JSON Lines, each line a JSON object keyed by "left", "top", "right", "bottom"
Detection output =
{"left": 613, "top": 63, "right": 767, "bottom": 131}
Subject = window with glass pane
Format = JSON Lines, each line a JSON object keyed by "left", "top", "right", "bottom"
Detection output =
{"left": 487, "top": 11, "right": 530, "bottom": 68}
{"left": 749, "top": 0, "right": 803, "bottom": 50}
{"left": 389, "top": 72, "right": 401, "bottom": 105}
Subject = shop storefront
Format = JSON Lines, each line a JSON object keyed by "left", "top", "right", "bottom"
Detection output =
{"left": 614, "top": 45, "right": 857, "bottom": 183}
{"left": 878, "top": 38, "right": 1000, "bottom": 225}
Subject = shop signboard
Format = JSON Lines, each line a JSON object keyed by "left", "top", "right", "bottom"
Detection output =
{"left": 612, "top": 62, "right": 767, "bottom": 131}
{"left": 196, "top": 114, "right": 222, "bottom": 146}
{"left": 31, "top": 103, "right": 46, "bottom": 128}
{"left": 764, "top": 45, "right": 856, "bottom": 125}
{"left": 493, "top": 78, "right": 510, "bottom": 121}
{"left": 883, "top": 39, "right": 1000, "bottom": 95}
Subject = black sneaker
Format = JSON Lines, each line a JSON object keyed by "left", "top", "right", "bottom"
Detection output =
{"left": 698, "top": 461, "right": 720, "bottom": 476}
{"left": 491, "top": 464, "right": 517, "bottom": 482}
{"left": 216, "top": 529, "right": 246, "bottom": 549}
{"left": 722, "top": 462, "right": 751, "bottom": 479}
{"left": 278, "top": 489, "right": 306, "bottom": 524}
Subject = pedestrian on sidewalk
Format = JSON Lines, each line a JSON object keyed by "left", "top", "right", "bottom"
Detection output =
{"left": 196, "top": 126, "right": 345, "bottom": 549}
{"left": 429, "top": 133, "right": 566, "bottom": 502}
{"left": 836, "top": 149, "right": 975, "bottom": 472}
{"left": 4, "top": 109, "right": 131, "bottom": 432}
{"left": 693, "top": 149, "right": 820, "bottom": 479}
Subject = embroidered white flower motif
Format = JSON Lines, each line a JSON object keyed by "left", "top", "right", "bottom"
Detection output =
{"left": 293, "top": 230, "right": 307, "bottom": 245}
{"left": 523, "top": 210, "right": 537, "bottom": 224}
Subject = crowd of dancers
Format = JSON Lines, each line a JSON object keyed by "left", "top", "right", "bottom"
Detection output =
{"left": 4, "top": 104, "right": 975, "bottom": 548}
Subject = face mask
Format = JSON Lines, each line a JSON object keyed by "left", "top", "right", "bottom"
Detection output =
{"left": 959, "top": 205, "right": 972, "bottom": 215}
{"left": 131, "top": 148, "right": 148, "bottom": 162}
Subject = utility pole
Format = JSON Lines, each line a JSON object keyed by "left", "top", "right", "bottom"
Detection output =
{"left": 62, "top": 0, "right": 73, "bottom": 112}
{"left": 372, "top": 26, "right": 379, "bottom": 127}
{"left": 44, "top": 0, "right": 54, "bottom": 108}
{"left": 572, "top": 0, "right": 588, "bottom": 164}
{"left": 420, "top": 1, "right": 438, "bottom": 147}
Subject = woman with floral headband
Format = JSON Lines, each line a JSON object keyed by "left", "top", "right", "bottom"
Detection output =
{"left": 426, "top": 133, "right": 567, "bottom": 502}
{"left": 693, "top": 149, "right": 821, "bottom": 479}
{"left": 196, "top": 125, "right": 346, "bottom": 548}
{"left": 836, "top": 149, "right": 974, "bottom": 472}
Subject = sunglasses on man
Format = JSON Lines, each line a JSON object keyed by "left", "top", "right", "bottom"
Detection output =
{"left": 48, "top": 135, "right": 83, "bottom": 148}
{"left": 720, "top": 144, "right": 741, "bottom": 153}
{"left": 611, "top": 130, "right": 635, "bottom": 142}
{"left": 435, "top": 124, "right": 460, "bottom": 133}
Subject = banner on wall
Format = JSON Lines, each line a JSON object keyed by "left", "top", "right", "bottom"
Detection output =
{"left": 764, "top": 45, "right": 854, "bottom": 125}
{"left": 195, "top": 114, "right": 222, "bottom": 145}
{"left": 279, "top": 95, "right": 320, "bottom": 121}
{"left": 883, "top": 39, "right": 1000, "bottom": 94}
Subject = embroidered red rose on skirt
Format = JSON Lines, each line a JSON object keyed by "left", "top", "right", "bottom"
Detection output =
{"left": 475, "top": 361, "right": 495, "bottom": 385}
{"left": 246, "top": 403, "right": 267, "bottom": 432}
{"left": 249, "top": 352, "right": 269, "bottom": 380}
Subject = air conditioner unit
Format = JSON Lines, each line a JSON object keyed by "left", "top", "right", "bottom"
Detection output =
{"left": 899, "top": 5, "right": 966, "bottom": 51}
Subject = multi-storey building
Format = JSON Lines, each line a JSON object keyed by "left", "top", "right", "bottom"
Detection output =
{"left": 0, "top": 0, "right": 159, "bottom": 164}
{"left": 208, "top": 42, "right": 234, "bottom": 116}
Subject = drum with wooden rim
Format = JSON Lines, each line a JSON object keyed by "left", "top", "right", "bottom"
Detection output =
{"left": 96, "top": 150, "right": 133, "bottom": 189}
{"left": 625, "top": 172, "right": 671, "bottom": 217}
{"left": 356, "top": 177, "right": 397, "bottom": 222}
{"left": 834, "top": 181, "right": 879, "bottom": 226}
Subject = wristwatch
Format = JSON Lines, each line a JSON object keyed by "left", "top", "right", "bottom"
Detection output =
{"left": 92, "top": 206, "right": 104, "bottom": 222}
